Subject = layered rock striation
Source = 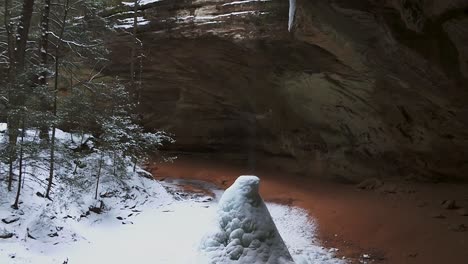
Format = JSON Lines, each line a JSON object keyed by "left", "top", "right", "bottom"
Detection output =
{"left": 106, "top": 0, "right": 468, "bottom": 182}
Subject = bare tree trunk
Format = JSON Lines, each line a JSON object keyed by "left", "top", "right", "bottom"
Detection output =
{"left": 7, "top": 154, "right": 14, "bottom": 192}
{"left": 38, "top": 0, "right": 52, "bottom": 141}
{"left": 6, "top": 0, "right": 35, "bottom": 191}
{"left": 12, "top": 118, "right": 25, "bottom": 209}
{"left": 4, "top": 0, "right": 13, "bottom": 71}
{"left": 45, "top": 51, "right": 59, "bottom": 198}
{"left": 45, "top": 0, "right": 70, "bottom": 199}
{"left": 94, "top": 153, "right": 104, "bottom": 199}
{"left": 45, "top": 47, "right": 60, "bottom": 199}
{"left": 15, "top": 0, "right": 35, "bottom": 70}
{"left": 73, "top": 162, "right": 78, "bottom": 175}
{"left": 4, "top": 0, "right": 14, "bottom": 192}
{"left": 45, "top": 126, "right": 56, "bottom": 199}
{"left": 130, "top": 0, "right": 139, "bottom": 100}
{"left": 7, "top": 122, "right": 17, "bottom": 192}
{"left": 38, "top": 0, "right": 51, "bottom": 82}
{"left": 113, "top": 151, "right": 117, "bottom": 177}
{"left": 22, "top": 161, "right": 26, "bottom": 189}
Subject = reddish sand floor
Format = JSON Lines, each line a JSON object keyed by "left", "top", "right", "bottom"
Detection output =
{"left": 149, "top": 153, "right": 468, "bottom": 264}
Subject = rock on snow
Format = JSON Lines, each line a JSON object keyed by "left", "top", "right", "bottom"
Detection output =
{"left": 201, "top": 175, "right": 294, "bottom": 264}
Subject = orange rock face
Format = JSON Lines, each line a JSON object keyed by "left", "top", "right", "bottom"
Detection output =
{"left": 107, "top": 0, "right": 468, "bottom": 182}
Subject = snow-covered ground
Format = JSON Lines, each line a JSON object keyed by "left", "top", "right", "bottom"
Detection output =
{"left": 0, "top": 177, "right": 172, "bottom": 264}
{"left": 0, "top": 124, "right": 346, "bottom": 264}
{"left": 1, "top": 178, "right": 346, "bottom": 263}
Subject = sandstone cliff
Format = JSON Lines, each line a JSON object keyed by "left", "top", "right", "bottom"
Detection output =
{"left": 106, "top": 0, "right": 468, "bottom": 182}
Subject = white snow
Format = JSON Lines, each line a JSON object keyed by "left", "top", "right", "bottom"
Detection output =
{"left": 0, "top": 180, "right": 346, "bottom": 263}
{"left": 119, "top": 0, "right": 293, "bottom": 31}
{"left": 200, "top": 176, "right": 346, "bottom": 264}
{"left": 201, "top": 176, "right": 293, "bottom": 263}
{"left": 114, "top": 16, "right": 150, "bottom": 29}
{"left": 177, "top": 11, "right": 269, "bottom": 23}
{"left": 270, "top": 204, "right": 346, "bottom": 264}
{"left": 222, "top": 0, "right": 271, "bottom": 6}
{"left": 1, "top": 124, "right": 345, "bottom": 263}
{"left": 122, "top": 0, "right": 162, "bottom": 7}
{"left": 288, "top": 0, "right": 296, "bottom": 31}
{"left": 0, "top": 162, "right": 173, "bottom": 264}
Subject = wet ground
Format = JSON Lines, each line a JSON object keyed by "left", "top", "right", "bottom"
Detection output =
{"left": 149, "top": 153, "right": 468, "bottom": 264}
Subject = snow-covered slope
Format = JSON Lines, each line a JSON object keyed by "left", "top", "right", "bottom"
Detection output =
{"left": 1, "top": 124, "right": 345, "bottom": 264}
{"left": 0, "top": 123, "right": 174, "bottom": 263}
{"left": 0, "top": 175, "right": 172, "bottom": 264}
{"left": 1, "top": 173, "right": 346, "bottom": 263}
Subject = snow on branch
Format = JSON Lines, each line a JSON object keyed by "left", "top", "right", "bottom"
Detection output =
{"left": 46, "top": 30, "right": 100, "bottom": 48}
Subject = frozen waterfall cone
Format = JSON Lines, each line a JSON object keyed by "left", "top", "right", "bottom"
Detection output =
{"left": 201, "top": 176, "right": 294, "bottom": 264}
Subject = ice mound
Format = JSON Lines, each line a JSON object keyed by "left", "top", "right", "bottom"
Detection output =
{"left": 201, "top": 176, "right": 294, "bottom": 264}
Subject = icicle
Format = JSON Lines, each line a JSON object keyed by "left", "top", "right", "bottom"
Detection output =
{"left": 288, "top": 0, "right": 296, "bottom": 31}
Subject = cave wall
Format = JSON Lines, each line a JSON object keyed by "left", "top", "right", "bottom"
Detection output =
{"left": 107, "top": 0, "right": 468, "bottom": 182}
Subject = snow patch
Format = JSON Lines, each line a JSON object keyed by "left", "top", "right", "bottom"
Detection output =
{"left": 222, "top": 0, "right": 271, "bottom": 6}
{"left": 122, "top": 0, "right": 162, "bottom": 7}
{"left": 270, "top": 204, "right": 346, "bottom": 264}
{"left": 114, "top": 16, "right": 150, "bottom": 29}
{"left": 177, "top": 11, "right": 269, "bottom": 23}
{"left": 0, "top": 123, "right": 6, "bottom": 133}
